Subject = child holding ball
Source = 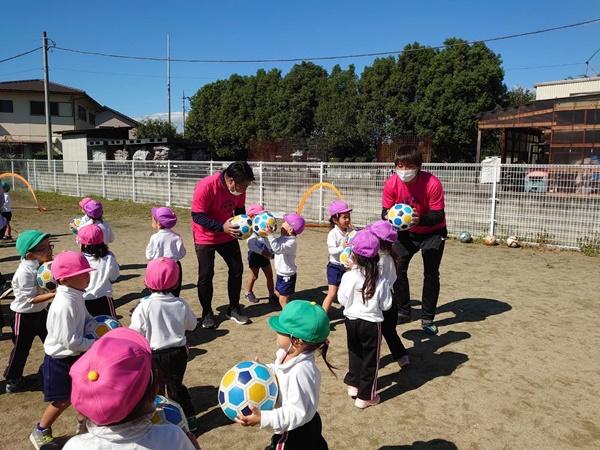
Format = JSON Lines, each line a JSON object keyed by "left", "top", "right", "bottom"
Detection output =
{"left": 322, "top": 200, "right": 354, "bottom": 312}
{"left": 80, "top": 200, "right": 114, "bottom": 246}
{"left": 236, "top": 300, "right": 332, "bottom": 450}
{"left": 244, "top": 204, "right": 277, "bottom": 304}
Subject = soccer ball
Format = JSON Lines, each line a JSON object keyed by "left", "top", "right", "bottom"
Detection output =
{"left": 339, "top": 246, "right": 353, "bottom": 267}
{"left": 84, "top": 315, "right": 121, "bottom": 340}
{"left": 230, "top": 214, "right": 253, "bottom": 240}
{"left": 218, "top": 360, "right": 279, "bottom": 421}
{"left": 506, "top": 236, "right": 520, "bottom": 248}
{"left": 69, "top": 217, "right": 82, "bottom": 234}
{"left": 387, "top": 203, "right": 415, "bottom": 231}
{"left": 252, "top": 212, "right": 277, "bottom": 238}
{"left": 151, "top": 395, "right": 189, "bottom": 432}
{"left": 458, "top": 231, "right": 472, "bottom": 243}
{"left": 483, "top": 235, "right": 498, "bottom": 246}
{"left": 36, "top": 262, "right": 56, "bottom": 291}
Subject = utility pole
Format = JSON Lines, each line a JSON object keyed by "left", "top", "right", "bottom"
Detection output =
{"left": 182, "top": 90, "right": 186, "bottom": 138}
{"left": 167, "top": 34, "right": 171, "bottom": 126}
{"left": 42, "top": 31, "right": 52, "bottom": 161}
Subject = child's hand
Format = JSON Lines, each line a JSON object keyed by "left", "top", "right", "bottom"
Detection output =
{"left": 261, "top": 250, "right": 271, "bottom": 258}
{"left": 235, "top": 406, "right": 261, "bottom": 427}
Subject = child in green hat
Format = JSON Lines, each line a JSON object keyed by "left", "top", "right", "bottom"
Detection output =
{"left": 236, "top": 300, "right": 333, "bottom": 450}
{"left": 4, "top": 230, "right": 55, "bottom": 393}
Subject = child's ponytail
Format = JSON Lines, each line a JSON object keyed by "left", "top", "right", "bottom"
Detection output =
{"left": 354, "top": 253, "right": 380, "bottom": 303}
{"left": 304, "top": 339, "right": 337, "bottom": 376}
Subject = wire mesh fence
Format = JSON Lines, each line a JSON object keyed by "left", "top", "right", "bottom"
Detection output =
{"left": 1, "top": 159, "right": 599, "bottom": 250}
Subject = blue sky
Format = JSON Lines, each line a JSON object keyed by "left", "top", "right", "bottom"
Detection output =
{"left": 2, "top": 0, "right": 599, "bottom": 128}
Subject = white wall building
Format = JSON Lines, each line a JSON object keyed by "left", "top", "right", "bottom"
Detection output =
{"left": 535, "top": 76, "right": 600, "bottom": 100}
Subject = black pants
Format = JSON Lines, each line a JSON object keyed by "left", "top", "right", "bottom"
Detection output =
{"left": 171, "top": 260, "right": 183, "bottom": 297}
{"left": 195, "top": 240, "right": 242, "bottom": 316}
{"left": 3, "top": 309, "right": 48, "bottom": 381}
{"left": 344, "top": 318, "right": 381, "bottom": 401}
{"left": 84, "top": 296, "right": 116, "bottom": 317}
{"left": 266, "top": 412, "right": 328, "bottom": 450}
{"left": 152, "top": 346, "right": 195, "bottom": 418}
{"left": 0, "top": 211, "right": 11, "bottom": 237}
{"left": 393, "top": 229, "right": 447, "bottom": 324}
{"left": 382, "top": 297, "right": 407, "bottom": 360}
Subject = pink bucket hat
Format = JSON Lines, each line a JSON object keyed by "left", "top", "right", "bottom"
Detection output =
{"left": 145, "top": 257, "right": 179, "bottom": 291}
{"left": 151, "top": 207, "right": 177, "bottom": 229}
{"left": 79, "top": 197, "right": 93, "bottom": 209}
{"left": 246, "top": 204, "right": 266, "bottom": 217}
{"left": 77, "top": 224, "right": 104, "bottom": 246}
{"left": 350, "top": 229, "right": 380, "bottom": 258}
{"left": 368, "top": 220, "right": 398, "bottom": 243}
{"left": 84, "top": 200, "right": 103, "bottom": 219}
{"left": 328, "top": 200, "right": 352, "bottom": 217}
{"left": 284, "top": 213, "right": 305, "bottom": 235}
{"left": 69, "top": 327, "right": 152, "bottom": 425}
{"left": 51, "top": 251, "right": 95, "bottom": 281}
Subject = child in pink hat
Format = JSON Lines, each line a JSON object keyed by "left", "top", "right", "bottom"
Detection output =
{"left": 146, "top": 207, "right": 186, "bottom": 297}
{"left": 78, "top": 224, "right": 120, "bottom": 318}
{"left": 264, "top": 213, "right": 305, "bottom": 308}
{"left": 79, "top": 200, "right": 114, "bottom": 246}
{"left": 129, "top": 257, "right": 198, "bottom": 430}
{"left": 368, "top": 220, "right": 409, "bottom": 368}
{"left": 30, "top": 251, "right": 96, "bottom": 448}
{"left": 337, "top": 230, "right": 392, "bottom": 409}
{"left": 244, "top": 204, "right": 277, "bottom": 305}
{"left": 323, "top": 200, "right": 354, "bottom": 312}
{"left": 64, "top": 327, "right": 198, "bottom": 449}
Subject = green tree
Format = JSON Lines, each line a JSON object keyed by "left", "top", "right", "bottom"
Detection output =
{"left": 507, "top": 86, "right": 535, "bottom": 107}
{"left": 135, "top": 118, "right": 177, "bottom": 139}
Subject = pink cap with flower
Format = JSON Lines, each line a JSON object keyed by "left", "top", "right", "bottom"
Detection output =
{"left": 69, "top": 327, "right": 152, "bottom": 425}
{"left": 368, "top": 220, "right": 398, "bottom": 243}
{"left": 144, "top": 257, "right": 179, "bottom": 291}
{"left": 51, "top": 251, "right": 95, "bottom": 281}
{"left": 350, "top": 230, "right": 380, "bottom": 258}
{"left": 77, "top": 224, "right": 104, "bottom": 246}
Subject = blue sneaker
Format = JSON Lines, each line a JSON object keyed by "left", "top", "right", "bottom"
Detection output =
{"left": 422, "top": 323, "right": 439, "bottom": 335}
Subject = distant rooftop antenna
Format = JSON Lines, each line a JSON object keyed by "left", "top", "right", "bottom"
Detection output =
{"left": 585, "top": 47, "right": 600, "bottom": 76}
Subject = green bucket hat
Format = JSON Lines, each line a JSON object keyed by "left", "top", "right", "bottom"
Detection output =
{"left": 16, "top": 230, "right": 50, "bottom": 257}
{"left": 268, "top": 300, "right": 330, "bottom": 344}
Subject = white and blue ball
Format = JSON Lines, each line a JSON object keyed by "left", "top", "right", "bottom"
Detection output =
{"left": 387, "top": 203, "right": 415, "bottom": 231}
{"left": 252, "top": 212, "right": 277, "bottom": 238}
{"left": 84, "top": 315, "right": 121, "bottom": 340}
{"left": 230, "top": 214, "right": 253, "bottom": 240}
{"left": 151, "top": 395, "right": 189, "bottom": 431}
{"left": 36, "top": 262, "right": 56, "bottom": 291}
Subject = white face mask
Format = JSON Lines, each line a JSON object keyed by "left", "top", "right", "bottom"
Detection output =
{"left": 229, "top": 189, "right": 243, "bottom": 196}
{"left": 396, "top": 168, "right": 418, "bottom": 183}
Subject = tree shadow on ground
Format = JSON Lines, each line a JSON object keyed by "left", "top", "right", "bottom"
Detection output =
{"left": 189, "top": 385, "right": 234, "bottom": 436}
{"left": 379, "top": 439, "right": 458, "bottom": 450}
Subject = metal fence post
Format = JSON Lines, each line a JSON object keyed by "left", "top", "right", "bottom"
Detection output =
{"left": 53, "top": 159, "right": 57, "bottom": 192}
{"left": 32, "top": 160, "right": 37, "bottom": 190}
{"left": 318, "top": 162, "right": 324, "bottom": 224}
{"left": 76, "top": 160, "right": 81, "bottom": 197}
{"left": 11, "top": 160, "right": 15, "bottom": 189}
{"left": 101, "top": 160, "right": 106, "bottom": 198}
{"left": 167, "top": 160, "right": 172, "bottom": 206}
{"left": 26, "top": 160, "right": 30, "bottom": 185}
{"left": 210, "top": 160, "right": 214, "bottom": 175}
{"left": 488, "top": 164, "right": 499, "bottom": 236}
{"left": 131, "top": 160, "right": 136, "bottom": 202}
{"left": 259, "top": 162, "right": 263, "bottom": 206}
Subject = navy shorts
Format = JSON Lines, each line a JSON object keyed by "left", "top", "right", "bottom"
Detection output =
{"left": 248, "top": 251, "right": 271, "bottom": 269}
{"left": 43, "top": 354, "right": 80, "bottom": 402}
{"left": 327, "top": 262, "right": 347, "bottom": 286}
{"left": 276, "top": 274, "right": 297, "bottom": 297}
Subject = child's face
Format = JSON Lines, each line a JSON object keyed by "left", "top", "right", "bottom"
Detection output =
{"left": 335, "top": 213, "right": 352, "bottom": 230}
{"left": 276, "top": 333, "right": 292, "bottom": 351}
{"left": 60, "top": 272, "right": 90, "bottom": 291}
{"left": 27, "top": 238, "right": 53, "bottom": 263}
{"left": 281, "top": 222, "right": 293, "bottom": 236}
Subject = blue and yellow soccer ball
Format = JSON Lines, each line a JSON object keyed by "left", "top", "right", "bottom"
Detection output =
{"left": 151, "top": 395, "right": 189, "bottom": 431}
{"left": 252, "top": 212, "right": 277, "bottom": 238}
{"left": 340, "top": 246, "right": 353, "bottom": 267}
{"left": 218, "top": 360, "right": 279, "bottom": 421}
{"left": 84, "top": 315, "right": 121, "bottom": 340}
{"left": 230, "top": 214, "right": 253, "bottom": 240}
{"left": 36, "top": 262, "right": 56, "bottom": 291}
{"left": 69, "top": 217, "right": 82, "bottom": 234}
{"left": 387, "top": 203, "right": 415, "bottom": 231}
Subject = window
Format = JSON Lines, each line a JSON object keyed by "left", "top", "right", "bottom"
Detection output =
{"left": 30, "top": 101, "right": 45, "bottom": 115}
{"left": 0, "top": 100, "right": 13, "bottom": 113}
{"left": 58, "top": 102, "right": 72, "bottom": 117}
{"left": 88, "top": 112, "right": 96, "bottom": 126}
{"left": 77, "top": 105, "right": 87, "bottom": 121}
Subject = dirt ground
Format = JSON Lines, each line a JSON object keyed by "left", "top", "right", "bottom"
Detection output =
{"left": 0, "top": 192, "right": 599, "bottom": 450}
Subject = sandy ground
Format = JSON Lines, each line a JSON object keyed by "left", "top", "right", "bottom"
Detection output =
{"left": 0, "top": 192, "right": 599, "bottom": 450}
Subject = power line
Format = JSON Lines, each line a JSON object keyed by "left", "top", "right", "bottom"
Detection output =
{"left": 505, "top": 62, "right": 585, "bottom": 71}
{"left": 0, "top": 47, "right": 41, "bottom": 64}
{"left": 52, "top": 66, "right": 218, "bottom": 80}
{"left": 52, "top": 17, "right": 600, "bottom": 64}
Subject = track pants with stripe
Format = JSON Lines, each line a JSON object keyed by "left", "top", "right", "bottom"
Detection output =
{"left": 344, "top": 318, "right": 381, "bottom": 401}
{"left": 266, "top": 412, "right": 328, "bottom": 450}
{"left": 3, "top": 309, "right": 48, "bottom": 381}
{"left": 84, "top": 296, "right": 116, "bottom": 318}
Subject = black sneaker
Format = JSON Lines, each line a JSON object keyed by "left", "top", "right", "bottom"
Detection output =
{"left": 397, "top": 312, "right": 411, "bottom": 324}
{"left": 201, "top": 312, "right": 215, "bottom": 329}
{"left": 422, "top": 323, "right": 439, "bottom": 335}
{"left": 5, "top": 377, "right": 25, "bottom": 393}
{"left": 226, "top": 307, "right": 249, "bottom": 325}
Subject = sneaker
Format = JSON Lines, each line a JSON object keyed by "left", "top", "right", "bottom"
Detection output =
{"left": 398, "top": 355, "right": 411, "bottom": 368}
{"left": 5, "top": 377, "right": 24, "bottom": 393}
{"left": 201, "top": 312, "right": 216, "bottom": 329}
{"left": 397, "top": 312, "right": 411, "bottom": 324}
{"left": 244, "top": 292, "right": 259, "bottom": 304}
{"left": 29, "top": 426, "right": 58, "bottom": 450}
{"left": 187, "top": 416, "right": 199, "bottom": 432}
{"left": 346, "top": 385, "right": 358, "bottom": 398}
{"left": 422, "top": 323, "right": 439, "bottom": 335}
{"left": 76, "top": 419, "right": 88, "bottom": 435}
{"left": 0, "top": 286, "right": 13, "bottom": 300}
{"left": 354, "top": 395, "right": 381, "bottom": 409}
{"left": 226, "top": 307, "right": 249, "bottom": 325}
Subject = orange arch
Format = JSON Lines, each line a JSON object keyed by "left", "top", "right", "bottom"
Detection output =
{"left": 296, "top": 182, "right": 343, "bottom": 217}
{"left": 0, "top": 173, "right": 46, "bottom": 212}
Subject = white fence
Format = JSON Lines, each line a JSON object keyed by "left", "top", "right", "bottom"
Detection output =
{"left": 1, "top": 159, "right": 599, "bottom": 250}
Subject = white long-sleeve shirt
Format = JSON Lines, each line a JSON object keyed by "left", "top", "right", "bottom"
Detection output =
{"left": 83, "top": 253, "right": 120, "bottom": 301}
{"left": 247, "top": 234, "right": 271, "bottom": 255}
{"left": 129, "top": 292, "right": 197, "bottom": 351}
{"left": 327, "top": 226, "right": 354, "bottom": 265}
{"left": 378, "top": 251, "right": 397, "bottom": 286}
{"left": 63, "top": 416, "right": 196, "bottom": 450}
{"left": 267, "top": 234, "right": 297, "bottom": 277}
{"left": 10, "top": 259, "right": 49, "bottom": 313}
{"left": 145, "top": 229, "right": 186, "bottom": 261}
{"left": 78, "top": 217, "right": 114, "bottom": 245}
{"left": 261, "top": 348, "right": 320, "bottom": 434}
{"left": 44, "top": 285, "right": 95, "bottom": 358}
{"left": 338, "top": 266, "right": 392, "bottom": 323}
{"left": 2, "top": 192, "right": 11, "bottom": 212}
